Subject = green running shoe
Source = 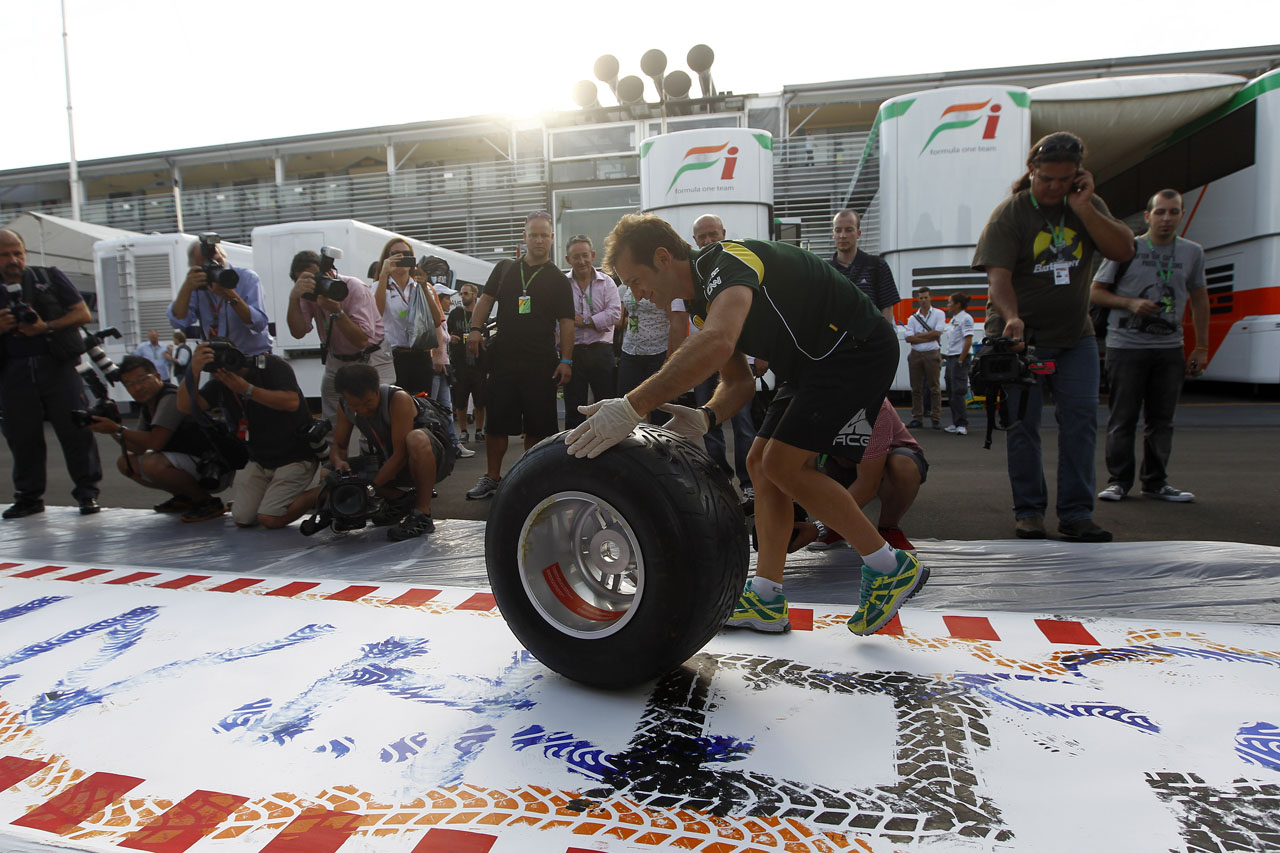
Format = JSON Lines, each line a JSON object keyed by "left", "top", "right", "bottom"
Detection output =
{"left": 847, "top": 550, "right": 929, "bottom": 636}
{"left": 725, "top": 583, "right": 791, "bottom": 633}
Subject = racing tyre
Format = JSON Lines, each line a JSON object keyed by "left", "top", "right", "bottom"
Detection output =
{"left": 486, "top": 424, "right": 748, "bottom": 689}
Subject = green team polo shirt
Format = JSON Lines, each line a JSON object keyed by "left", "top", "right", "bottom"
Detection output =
{"left": 687, "top": 239, "right": 885, "bottom": 382}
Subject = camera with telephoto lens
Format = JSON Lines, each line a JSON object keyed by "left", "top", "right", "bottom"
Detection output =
{"left": 82, "top": 326, "right": 123, "bottom": 383}
{"left": 303, "top": 246, "right": 348, "bottom": 303}
{"left": 197, "top": 233, "right": 239, "bottom": 291}
{"left": 299, "top": 416, "right": 333, "bottom": 459}
{"left": 70, "top": 398, "right": 122, "bottom": 429}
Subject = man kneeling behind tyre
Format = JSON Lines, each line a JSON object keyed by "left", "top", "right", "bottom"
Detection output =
{"left": 332, "top": 364, "right": 445, "bottom": 541}
{"left": 568, "top": 214, "right": 930, "bottom": 637}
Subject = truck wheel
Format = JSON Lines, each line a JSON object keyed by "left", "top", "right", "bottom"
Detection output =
{"left": 486, "top": 424, "right": 748, "bottom": 689}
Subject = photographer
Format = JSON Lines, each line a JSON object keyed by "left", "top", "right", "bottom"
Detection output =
{"left": 972, "top": 132, "right": 1135, "bottom": 542}
{"left": 89, "top": 355, "right": 226, "bottom": 522}
{"left": 168, "top": 235, "right": 272, "bottom": 356}
{"left": 330, "top": 364, "right": 442, "bottom": 541}
{"left": 178, "top": 342, "right": 321, "bottom": 529}
{"left": 285, "top": 250, "right": 392, "bottom": 427}
{"left": 0, "top": 228, "right": 102, "bottom": 518}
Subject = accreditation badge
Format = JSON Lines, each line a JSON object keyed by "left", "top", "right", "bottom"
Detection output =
{"left": 1052, "top": 262, "right": 1071, "bottom": 286}
{"left": 518, "top": 295, "right": 532, "bottom": 314}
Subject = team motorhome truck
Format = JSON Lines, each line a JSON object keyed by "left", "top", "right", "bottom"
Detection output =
{"left": 92, "top": 233, "right": 254, "bottom": 403}
{"left": 250, "top": 219, "right": 495, "bottom": 399}
{"left": 853, "top": 67, "right": 1280, "bottom": 387}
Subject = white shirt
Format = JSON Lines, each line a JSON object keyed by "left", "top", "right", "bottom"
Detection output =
{"left": 905, "top": 307, "right": 946, "bottom": 353}
{"left": 381, "top": 278, "right": 418, "bottom": 350}
{"left": 941, "top": 310, "right": 974, "bottom": 357}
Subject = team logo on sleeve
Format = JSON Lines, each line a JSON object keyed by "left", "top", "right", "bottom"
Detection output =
{"left": 833, "top": 408, "right": 874, "bottom": 446}
{"left": 705, "top": 272, "right": 722, "bottom": 297}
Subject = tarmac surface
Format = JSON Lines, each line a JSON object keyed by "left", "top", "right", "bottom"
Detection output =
{"left": 8, "top": 382, "right": 1279, "bottom": 547}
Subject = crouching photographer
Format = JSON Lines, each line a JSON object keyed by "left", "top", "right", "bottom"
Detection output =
{"left": 317, "top": 363, "right": 454, "bottom": 541}
{"left": 178, "top": 342, "right": 322, "bottom": 529}
{"left": 87, "top": 355, "right": 229, "bottom": 522}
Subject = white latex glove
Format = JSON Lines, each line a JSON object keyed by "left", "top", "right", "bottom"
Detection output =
{"left": 565, "top": 397, "right": 642, "bottom": 458}
{"left": 656, "top": 403, "right": 710, "bottom": 442}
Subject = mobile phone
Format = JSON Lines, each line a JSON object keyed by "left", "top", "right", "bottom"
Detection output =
{"left": 1071, "top": 171, "right": 1084, "bottom": 193}
{"left": 395, "top": 256, "right": 416, "bottom": 268}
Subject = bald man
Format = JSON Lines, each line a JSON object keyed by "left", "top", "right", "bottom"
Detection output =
{"left": 688, "top": 214, "right": 759, "bottom": 500}
{"left": 0, "top": 229, "right": 102, "bottom": 517}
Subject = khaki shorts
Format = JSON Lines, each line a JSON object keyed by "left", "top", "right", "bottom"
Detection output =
{"left": 232, "top": 459, "right": 321, "bottom": 524}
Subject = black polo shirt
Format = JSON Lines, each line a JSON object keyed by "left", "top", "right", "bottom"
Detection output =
{"left": 829, "top": 249, "right": 899, "bottom": 312}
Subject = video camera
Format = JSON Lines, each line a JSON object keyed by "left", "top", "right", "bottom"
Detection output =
{"left": 70, "top": 398, "right": 122, "bottom": 429}
{"left": 969, "top": 336, "right": 1052, "bottom": 391}
{"left": 299, "top": 465, "right": 414, "bottom": 536}
{"left": 303, "top": 246, "right": 348, "bottom": 303}
{"left": 969, "top": 336, "right": 1056, "bottom": 449}
{"left": 196, "top": 233, "right": 240, "bottom": 291}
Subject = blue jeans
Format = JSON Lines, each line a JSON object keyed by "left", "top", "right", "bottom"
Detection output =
{"left": 1002, "top": 335, "right": 1099, "bottom": 523}
{"left": 694, "top": 375, "right": 755, "bottom": 488}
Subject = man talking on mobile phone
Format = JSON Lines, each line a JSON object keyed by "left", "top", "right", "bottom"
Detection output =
{"left": 972, "top": 132, "right": 1134, "bottom": 543}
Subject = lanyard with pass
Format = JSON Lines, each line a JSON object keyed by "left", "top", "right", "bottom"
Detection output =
{"left": 1147, "top": 236, "right": 1177, "bottom": 283}
{"left": 1030, "top": 193, "right": 1072, "bottom": 285}
{"left": 518, "top": 263, "right": 541, "bottom": 315}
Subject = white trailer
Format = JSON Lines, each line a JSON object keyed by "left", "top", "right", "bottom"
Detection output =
{"left": 92, "top": 233, "right": 253, "bottom": 402}
{"left": 250, "top": 219, "right": 495, "bottom": 399}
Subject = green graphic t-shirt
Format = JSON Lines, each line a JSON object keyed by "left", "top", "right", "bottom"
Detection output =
{"left": 972, "top": 192, "right": 1113, "bottom": 348}
{"left": 687, "top": 239, "right": 885, "bottom": 381}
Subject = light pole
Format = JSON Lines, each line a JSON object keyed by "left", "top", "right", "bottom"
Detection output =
{"left": 60, "top": 0, "right": 81, "bottom": 221}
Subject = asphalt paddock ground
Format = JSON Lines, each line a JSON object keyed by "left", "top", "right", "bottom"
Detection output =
{"left": 4, "top": 385, "right": 1279, "bottom": 547}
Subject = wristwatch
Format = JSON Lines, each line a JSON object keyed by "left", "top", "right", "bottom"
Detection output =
{"left": 241, "top": 383, "right": 255, "bottom": 404}
{"left": 331, "top": 310, "right": 347, "bottom": 320}
{"left": 697, "top": 405, "right": 717, "bottom": 430}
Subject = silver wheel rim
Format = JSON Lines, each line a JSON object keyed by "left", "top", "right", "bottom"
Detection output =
{"left": 516, "top": 490, "right": 644, "bottom": 639}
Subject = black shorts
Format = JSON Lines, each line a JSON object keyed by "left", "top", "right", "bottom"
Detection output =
{"left": 485, "top": 366, "right": 559, "bottom": 439}
{"left": 756, "top": 325, "right": 898, "bottom": 463}
{"left": 453, "top": 365, "right": 487, "bottom": 409}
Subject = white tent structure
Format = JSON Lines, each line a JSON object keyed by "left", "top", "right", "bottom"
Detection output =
{"left": 3, "top": 210, "right": 138, "bottom": 298}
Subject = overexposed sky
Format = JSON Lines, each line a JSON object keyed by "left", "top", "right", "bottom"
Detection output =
{"left": 6, "top": 0, "right": 1274, "bottom": 170}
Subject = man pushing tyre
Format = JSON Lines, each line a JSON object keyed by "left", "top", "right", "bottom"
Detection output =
{"left": 568, "top": 213, "right": 929, "bottom": 636}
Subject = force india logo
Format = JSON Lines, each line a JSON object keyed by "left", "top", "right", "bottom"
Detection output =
{"left": 667, "top": 142, "right": 740, "bottom": 194}
{"left": 919, "top": 99, "right": 1003, "bottom": 155}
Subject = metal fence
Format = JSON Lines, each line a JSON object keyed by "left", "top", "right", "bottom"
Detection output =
{"left": 772, "top": 130, "right": 876, "bottom": 257}
{"left": 17, "top": 159, "right": 551, "bottom": 264}
{"left": 13, "top": 135, "right": 879, "bottom": 262}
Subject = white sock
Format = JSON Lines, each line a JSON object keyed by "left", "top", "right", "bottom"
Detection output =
{"left": 861, "top": 543, "right": 899, "bottom": 574}
{"left": 750, "top": 575, "right": 783, "bottom": 599}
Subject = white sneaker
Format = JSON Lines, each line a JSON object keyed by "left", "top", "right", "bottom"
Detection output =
{"left": 1142, "top": 484, "right": 1195, "bottom": 502}
{"left": 956, "top": 425, "right": 967, "bottom": 435}
{"left": 944, "top": 425, "right": 958, "bottom": 433}
{"left": 454, "top": 444, "right": 476, "bottom": 459}
{"left": 1097, "top": 484, "right": 1126, "bottom": 501}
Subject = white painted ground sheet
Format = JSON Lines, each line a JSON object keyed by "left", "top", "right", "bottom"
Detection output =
{"left": 0, "top": 558, "right": 1276, "bottom": 852}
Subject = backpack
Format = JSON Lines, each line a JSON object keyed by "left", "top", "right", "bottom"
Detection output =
{"left": 409, "top": 391, "right": 456, "bottom": 484}
{"left": 1091, "top": 258, "right": 1133, "bottom": 344}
